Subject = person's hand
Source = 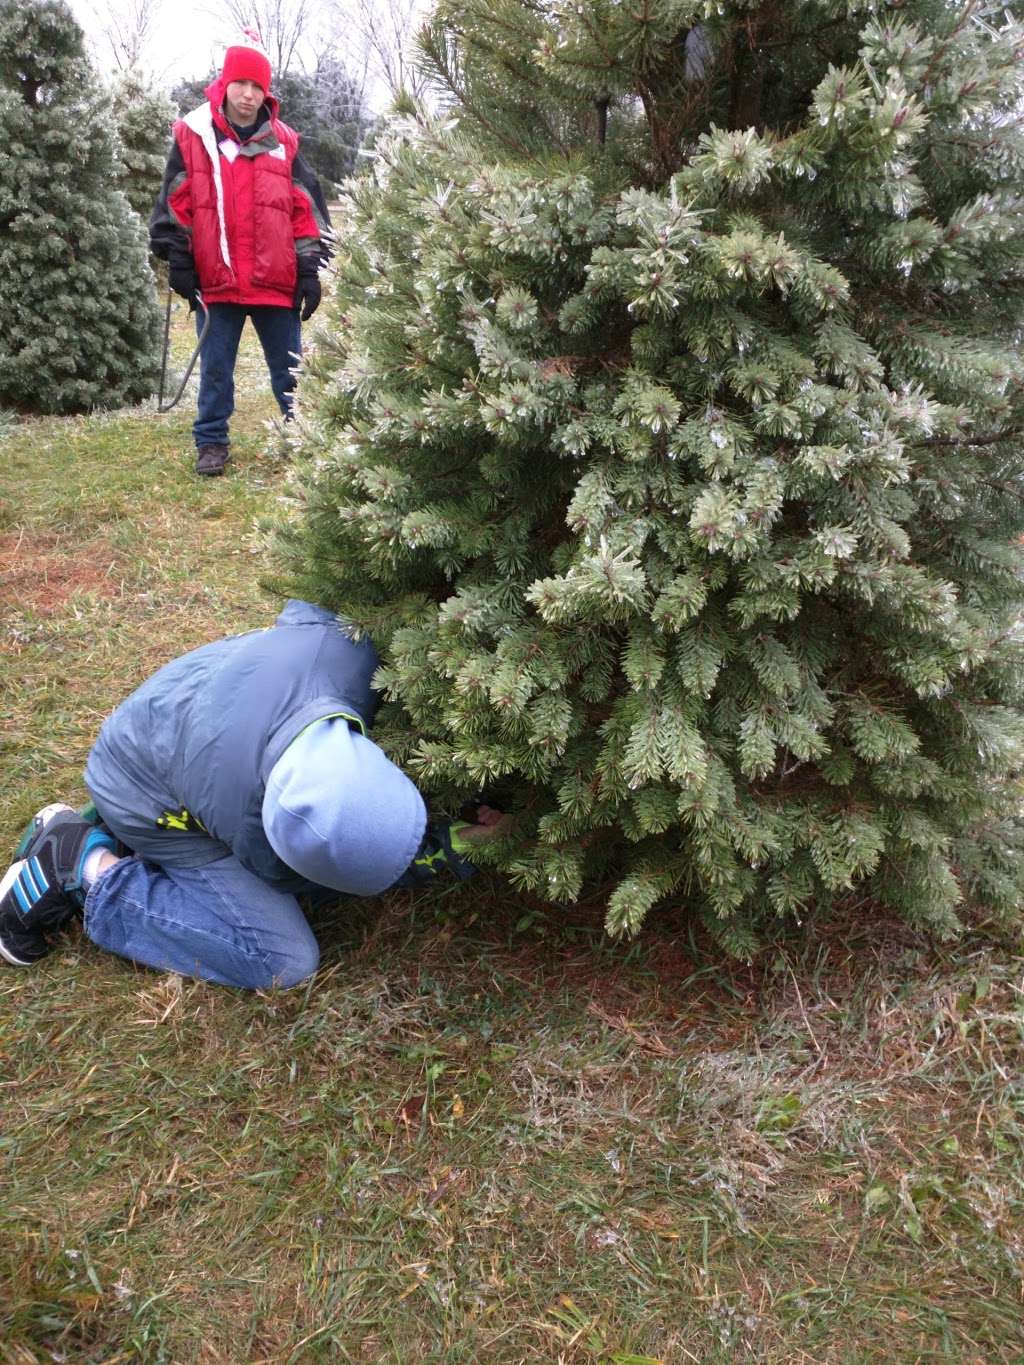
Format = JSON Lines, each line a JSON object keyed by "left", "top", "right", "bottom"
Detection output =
{"left": 450, "top": 805, "right": 513, "bottom": 848}
{"left": 396, "top": 810, "right": 512, "bottom": 887}
{"left": 168, "top": 257, "right": 199, "bottom": 311}
{"left": 293, "top": 269, "right": 322, "bottom": 321}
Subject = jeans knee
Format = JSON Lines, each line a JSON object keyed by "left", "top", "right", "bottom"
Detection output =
{"left": 262, "top": 939, "right": 320, "bottom": 990}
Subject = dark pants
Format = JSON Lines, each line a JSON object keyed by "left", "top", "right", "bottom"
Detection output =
{"left": 194, "top": 303, "right": 302, "bottom": 448}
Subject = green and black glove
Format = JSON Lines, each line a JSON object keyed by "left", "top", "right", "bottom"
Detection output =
{"left": 395, "top": 809, "right": 513, "bottom": 887}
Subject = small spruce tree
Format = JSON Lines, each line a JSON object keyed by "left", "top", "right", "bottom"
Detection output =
{"left": 110, "top": 68, "right": 175, "bottom": 222}
{"left": 0, "top": 0, "right": 160, "bottom": 414}
{"left": 275, "top": 0, "right": 1024, "bottom": 950}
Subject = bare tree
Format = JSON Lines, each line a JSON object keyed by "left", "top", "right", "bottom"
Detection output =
{"left": 198, "top": 0, "right": 424, "bottom": 107}
{"left": 339, "top": 0, "right": 430, "bottom": 102}
{"left": 85, "top": 0, "right": 163, "bottom": 72}
{"left": 208, "top": 0, "right": 326, "bottom": 77}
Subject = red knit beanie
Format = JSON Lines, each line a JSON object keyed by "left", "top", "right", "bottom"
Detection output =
{"left": 221, "top": 29, "right": 272, "bottom": 93}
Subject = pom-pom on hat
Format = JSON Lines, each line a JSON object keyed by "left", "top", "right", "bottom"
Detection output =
{"left": 221, "top": 26, "right": 272, "bottom": 94}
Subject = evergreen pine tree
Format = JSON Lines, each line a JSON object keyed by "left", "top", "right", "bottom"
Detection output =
{"left": 0, "top": 0, "right": 160, "bottom": 414}
{"left": 275, "top": 0, "right": 1024, "bottom": 949}
{"left": 110, "top": 68, "right": 175, "bottom": 222}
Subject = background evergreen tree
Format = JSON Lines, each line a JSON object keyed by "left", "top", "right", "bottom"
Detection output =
{"left": 110, "top": 68, "right": 175, "bottom": 222}
{"left": 0, "top": 0, "right": 160, "bottom": 414}
{"left": 172, "top": 60, "right": 371, "bottom": 192}
{"left": 276, "top": 60, "right": 373, "bottom": 192}
{"left": 275, "top": 0, "right": 1024, "bottom": 950}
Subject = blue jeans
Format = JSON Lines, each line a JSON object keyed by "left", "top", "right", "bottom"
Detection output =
{"left": 194, "top": 303, "right": 302, "bottom": 448}
{"left": 83, "top": 855, "right": 320, "bottom": 990}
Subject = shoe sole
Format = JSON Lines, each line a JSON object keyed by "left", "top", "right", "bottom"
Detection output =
{"left": 0, "top": 861, "right": 45, "bottom": 964}
{"left": 0, "top": 937, "right": 41, "bottom": 966}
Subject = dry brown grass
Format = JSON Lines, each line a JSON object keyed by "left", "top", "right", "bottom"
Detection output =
{"left": 2, "top": 314, "right": 1024, "bottom": 1362}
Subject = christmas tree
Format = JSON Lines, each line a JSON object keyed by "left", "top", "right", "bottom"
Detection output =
{"left": 275, "top": 0, "right": 1024, "bottom": 949}
{"left": 110, "top": 68, "right": 175, "bottom": 223}
{"left": 0, "top": 0, "right": 160, "bottom": 414}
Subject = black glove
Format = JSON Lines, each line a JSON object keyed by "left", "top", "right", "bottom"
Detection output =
{"left": 167, "top": 251, "right": 199, "bottom": 311}
{"left": 293, "top": 264, "right": 322, "bottom": 321}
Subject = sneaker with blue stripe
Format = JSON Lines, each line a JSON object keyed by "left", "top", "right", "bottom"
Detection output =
{"left": 0, "top": 804, "right": 116, "bottom": 966}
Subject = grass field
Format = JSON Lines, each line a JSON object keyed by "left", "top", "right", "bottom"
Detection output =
{"left": 2, "top": 313, "right": 1024, "bottom": 1363}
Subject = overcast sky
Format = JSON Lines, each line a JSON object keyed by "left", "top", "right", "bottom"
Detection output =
{"left": 68, "top": 0, "right": 232, "bottom": 86}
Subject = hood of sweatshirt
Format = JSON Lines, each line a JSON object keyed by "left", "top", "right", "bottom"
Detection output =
{"left": 261, "top": 717, "right": 427, "bottom": 895}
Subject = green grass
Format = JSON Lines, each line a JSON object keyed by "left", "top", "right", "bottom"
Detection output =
{"left": 2, "top": 315, "right": 1024, "bottom": 1363}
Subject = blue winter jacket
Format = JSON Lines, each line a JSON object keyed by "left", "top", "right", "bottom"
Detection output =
{"left": 84, "top": 600, "right": 426, "bottom": 892}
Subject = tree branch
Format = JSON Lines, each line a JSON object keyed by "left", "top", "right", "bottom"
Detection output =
{"left": 915, "top": 428, "right": 1022, "bottom": 449}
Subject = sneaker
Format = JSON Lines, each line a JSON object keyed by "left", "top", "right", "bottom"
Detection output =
{"left": 195, "top": 443, "right": 230, "bottom": 476}
{"left": 0, "top": 807, "right": 116, "bottom": 966}
{"left": 16, "top": 802, "right": 124, "bottom": 859}
{"left": 14, "top": 802, "right": 76, "bottom": 858}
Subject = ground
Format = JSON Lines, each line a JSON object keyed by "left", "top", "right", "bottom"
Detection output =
{"left": 1, "top": 308, "right": 1023, "bottom": 1364}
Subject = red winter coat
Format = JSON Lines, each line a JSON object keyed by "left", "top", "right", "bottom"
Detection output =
{"left": 150, "top": 78, "right": 330, "bottom": 308}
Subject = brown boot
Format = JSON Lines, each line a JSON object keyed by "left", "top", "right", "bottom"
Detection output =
{"left": 195, "top": 443, "right": 230, "bottom": 476}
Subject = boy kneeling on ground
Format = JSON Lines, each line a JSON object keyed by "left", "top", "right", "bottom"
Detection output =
{"left": 0, "top": 601, "right": 505, "bottom": 989}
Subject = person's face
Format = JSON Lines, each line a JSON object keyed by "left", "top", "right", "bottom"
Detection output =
{"left": 224, "top": 79, "right": 264, "bottom": 126}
